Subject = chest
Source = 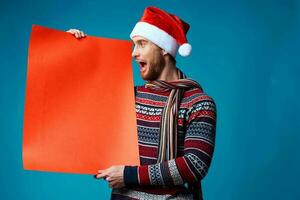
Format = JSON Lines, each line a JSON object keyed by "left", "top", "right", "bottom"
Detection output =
{"left": 135, "top": 91, "right": 188, "bottom": 145}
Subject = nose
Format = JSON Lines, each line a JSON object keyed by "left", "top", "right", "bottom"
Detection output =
{"left": 131, "top": 45, "right": 139, "bottom": 58}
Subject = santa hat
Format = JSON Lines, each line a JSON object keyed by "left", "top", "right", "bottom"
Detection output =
{"left": 130, "top": 6, "right": 192, "bottom": 58}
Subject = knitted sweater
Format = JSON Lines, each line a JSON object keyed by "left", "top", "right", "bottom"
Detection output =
{"left": 111, "top": 84, "right": 216, "bottom": 200}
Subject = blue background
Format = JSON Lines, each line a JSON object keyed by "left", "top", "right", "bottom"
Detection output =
{"left": 0, "top": 0, "right": 299, "bottom": 199}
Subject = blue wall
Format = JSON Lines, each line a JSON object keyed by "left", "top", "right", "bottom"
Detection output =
{"left": 0, "top": 0, "right": 299, "bottom": 199}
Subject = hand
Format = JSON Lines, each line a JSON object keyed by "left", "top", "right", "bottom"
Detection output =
{"left": 66, "top": 28, "right": 87, "bottom": 39}
{"left": 95, "top": 165, "right": 125, "bottom": 189}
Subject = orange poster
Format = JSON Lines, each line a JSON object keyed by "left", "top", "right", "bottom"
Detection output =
{"left": 23, "top": 25, "right": 139, "bottom": 174}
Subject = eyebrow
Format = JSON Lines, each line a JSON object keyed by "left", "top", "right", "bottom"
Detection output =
{"left": 133, "top": 39, "right": 148, "bottom": 45}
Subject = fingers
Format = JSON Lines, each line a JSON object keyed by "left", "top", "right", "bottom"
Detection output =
{"left": 94, "top": 174, "right": 124, "bottom": 189}
{"left": 109, "top": 180, "right": 124, "bottom": 189}
{"left": 94, "top": 168, "right": 112, "bottom": 179}
{"left": 108, "top": 179, "right": 117, "bottom": 188}
{"left": 66, "top": 28, "right": 87, "bottom": 39}
{"left": 81, "top": 31, "right": 86, "bottom": 37}
{"left": 95, "top": 170, "right": 106, "bottom": 179}
{"left": 94, "top": 166, "right": 125, "bottom": 189}
{"left": 95, "top": 172, "right": 106, "bottom": 179}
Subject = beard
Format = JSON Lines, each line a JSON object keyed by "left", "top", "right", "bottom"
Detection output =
{"left": 141, "top": 52, "right": 165, "bottom": 81}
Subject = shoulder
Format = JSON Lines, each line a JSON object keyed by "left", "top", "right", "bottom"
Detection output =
{"left": 134, "top": 85, "right": 146, "bottom": 92}
{"left": 134, "top": 85, "right": 144, "bottom": 95}
{"left": 182, "top": 87, "right": 216, "bottom": 110}
{"left": 182, "top": 87, "right": 217, "bottom": 124}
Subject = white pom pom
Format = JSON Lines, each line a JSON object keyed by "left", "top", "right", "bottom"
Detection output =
{"left": 178, "top": 43, "right": 192, "bottom": 56}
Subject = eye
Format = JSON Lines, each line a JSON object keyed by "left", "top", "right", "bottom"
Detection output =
{"left": 141, "top": 41, "right": 147, "bottom": 47}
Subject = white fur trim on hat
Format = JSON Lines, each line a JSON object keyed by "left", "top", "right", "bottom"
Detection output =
{"left": 130, "top": 22, "right": 179, "bottom": 57}
{"left": 178, "top": 43, "right": 192, "bottom": 56}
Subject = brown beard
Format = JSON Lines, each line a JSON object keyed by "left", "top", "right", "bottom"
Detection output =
{"left": 142, "top": 52, "right": 165, "bottom": 81}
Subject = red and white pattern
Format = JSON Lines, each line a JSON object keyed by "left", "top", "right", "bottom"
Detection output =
{"left": 112, "top": 86, "right": 216, "bottom": 200}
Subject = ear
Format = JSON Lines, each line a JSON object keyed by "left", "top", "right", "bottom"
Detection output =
{"left": 162, "top": 49, "right": 168, "bottom": 56}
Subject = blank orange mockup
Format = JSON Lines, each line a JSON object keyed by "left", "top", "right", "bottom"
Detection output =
{"left": 23, "top": 25, "right": 139, "bottom": 174}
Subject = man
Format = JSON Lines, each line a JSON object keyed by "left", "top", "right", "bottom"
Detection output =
{"left": 68, "top": 6, "right": 216, "bottom": 200}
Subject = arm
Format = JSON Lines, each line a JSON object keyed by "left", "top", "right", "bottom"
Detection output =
{"left": 124, "top": 94, "right": 217, "bottom": 187}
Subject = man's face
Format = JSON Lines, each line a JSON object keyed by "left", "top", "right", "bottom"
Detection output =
{"left": 131, "top": 36, "right": 165, "bottom": 81}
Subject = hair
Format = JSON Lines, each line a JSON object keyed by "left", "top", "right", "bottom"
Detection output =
{"left": 157, "top": 44, "right": 177, "bottom": 65}
{"left": 169, "top": 54, "right": 177, "bottom": 65}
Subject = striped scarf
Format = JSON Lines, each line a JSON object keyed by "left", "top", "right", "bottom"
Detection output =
{"left": 145, "top": 69, "right": 202, "bottom": 162}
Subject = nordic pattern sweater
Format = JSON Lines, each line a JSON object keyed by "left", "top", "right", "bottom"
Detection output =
{"left": 111, "top": 85, "right": 216, "bottom": 200}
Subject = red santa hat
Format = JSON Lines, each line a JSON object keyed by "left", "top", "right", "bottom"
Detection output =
{"left": 130, "top": 6, "right": 192, "bottom": 58}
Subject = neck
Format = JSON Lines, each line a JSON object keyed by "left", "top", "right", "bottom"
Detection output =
{"left": 157, "top": 59, "right": 179, "bottom": 82}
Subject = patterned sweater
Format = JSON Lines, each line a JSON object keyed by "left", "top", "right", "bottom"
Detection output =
{"left": 111, "top": 84, "right": 217, "bottom": 200}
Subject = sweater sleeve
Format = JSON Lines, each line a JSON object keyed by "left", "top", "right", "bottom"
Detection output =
{"left": 124, "top": 94, "right": 217, "bottom": 187}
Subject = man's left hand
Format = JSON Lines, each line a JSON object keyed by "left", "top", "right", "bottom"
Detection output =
{"left": 95, "top": 165, "right": 125, "bottom": 189}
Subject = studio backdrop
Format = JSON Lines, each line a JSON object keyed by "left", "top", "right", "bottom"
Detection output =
{"left": 0, "top": 0, "right": 299, "bottom": 199}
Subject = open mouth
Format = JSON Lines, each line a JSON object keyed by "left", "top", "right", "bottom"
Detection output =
{"left": 138, "top": 61, "right": 147, "bottom": 72}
